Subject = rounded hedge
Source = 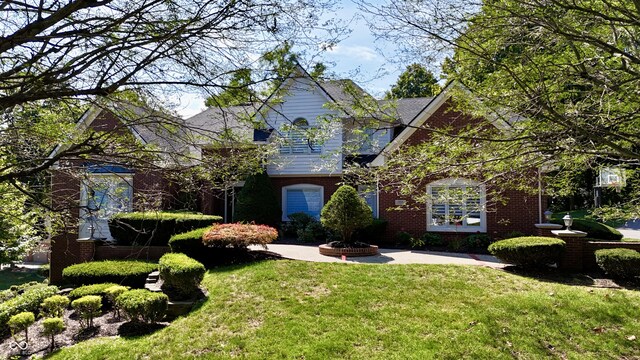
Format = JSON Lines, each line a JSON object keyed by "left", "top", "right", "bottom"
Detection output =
{"left": 202, "top": 223, "right": 278, "bottom": 249}
{"left": 158, "top": 253, "right": 205, "bottom": 300}
{"left": 69, "top": 283, "right": 118, "bottom": 300}
{"left": 595, "top": 248, "right": 640, "bottom": 279}
{"left": 488, "top": 237, "right": 566, "bottom": 268}
{"left": 168, "top": 227, "right": 209, "bottom": 259}
{"left": 551, "top": 218, "right": 623, "bottom": 240}
{"left": 41, "top": 295, "right": 70, "bottom": 318}
{"left": 62, "top": 260, "right": 157, "bottom": 288}
{"left": 8, "top": 311, "right": 35, "bottom": 337}
{"left": 116, "top": 289, "right": 168, "bottom": 323}
{"left": 71, "top": 295, "right": 102, "bottom": 328}
{"left": 109, "top": 212, "right": 221, "bottom": 246}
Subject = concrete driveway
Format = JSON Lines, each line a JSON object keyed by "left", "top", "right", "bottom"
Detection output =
{"left": 617, "top": 219, "right": 640, "bottom": 240}
{"left": 250, "top": 243, "right": 504, "bottom": 268}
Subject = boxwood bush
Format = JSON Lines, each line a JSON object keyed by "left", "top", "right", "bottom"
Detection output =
{"left": 71, "top": 295, "right": 102, "bottom": 328}
{"left": 488, "top": 236, "right": 566, "bottom": 268}
{"left": 8, "top": 311, "right": 35, "bottom": 341}
{"left": 116, "top": 289, "right": 168, "bottom": 323}
{"left": 159, "top": 253, "right": 205, "bottom": 300}
{"left": 0, "top": 285, "right": 58, "bottom": 335}
{"left": 69, "top": 283, "right": 118, "bottom": 307}
{"left": 109, "top": 212, "right": 222, "bottom": 246}
{"left": 62, "top": 260, "right": 157, "bottom": 288}
{"left": 40, "top": 295, "right": 70, "bottom": 318}
{"left": 595, "top": 248, "right": 640, "bottom": 279}
{"left": 551, "top": 218, "right": 623, "bottom": 240}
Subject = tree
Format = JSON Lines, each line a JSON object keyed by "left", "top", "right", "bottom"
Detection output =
{"left": 320, "top": 185, "right": 372, "bottom": 243}
{"left": 357, "top": 0, "right": 640, "bottom": 218}
{"left": 385, "top": 63, "right": 440, "bottom": 99}
{"left": 233, "top": 172, "right": 282, "bottom": 227}
{"left": 204, "top": 69, "right": 257, "bottom": 107}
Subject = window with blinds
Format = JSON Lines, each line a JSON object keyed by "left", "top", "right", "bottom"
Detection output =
{"left": 427, "top": 180, "right": 486, "bottom": 232}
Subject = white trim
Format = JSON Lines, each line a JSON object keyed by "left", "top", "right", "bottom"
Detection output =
{"left": 281, "top": 183, "right": 324, "bottom": 221}
{"left": 426, "top": 178, "right": 487, "bottom": 233}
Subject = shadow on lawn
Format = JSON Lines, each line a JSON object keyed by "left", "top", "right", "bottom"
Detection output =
{"left": 503, "top": 266, "right": 640, "bottom": 290}
{"left": 203, "top": 250, "right": 283, "bottom": 274}
{"left": 117, "top": 321, "right": 166, "bottom": 338}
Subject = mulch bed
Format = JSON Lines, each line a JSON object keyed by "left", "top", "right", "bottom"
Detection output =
{"left": 0, "top": 307, "right": 167, "bottom": 359}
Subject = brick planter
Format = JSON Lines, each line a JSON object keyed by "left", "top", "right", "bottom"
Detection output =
{"left": 318, "top": 244, "right": 379, "bottom": 257}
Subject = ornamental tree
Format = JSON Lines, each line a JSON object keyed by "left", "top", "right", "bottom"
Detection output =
{"left": 320, "top": 185, "right": 372, "bottom": 243}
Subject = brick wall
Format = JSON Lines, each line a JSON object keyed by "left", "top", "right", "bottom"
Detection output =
{"left": 378, "top": 99, "right": 542, "bottom": 242}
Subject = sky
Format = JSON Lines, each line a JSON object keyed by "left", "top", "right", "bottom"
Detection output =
{"left": 173, "top": 1, "right": 410, "bottom": 119}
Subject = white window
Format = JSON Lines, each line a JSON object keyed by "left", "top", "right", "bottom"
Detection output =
{"left": 358, "top": 184, "right": 378, "bottom": 218}
{"left": 427, "top": 178, "right": 486, "bottom": 233}
{"left": 282, "top": 184, "right": 324, "bottom": 221}
{"left": 279, "top": 118, "right": 322, "bottom": 154}
{"left": 79, "top": 174, "right": 133, "bottom": 240}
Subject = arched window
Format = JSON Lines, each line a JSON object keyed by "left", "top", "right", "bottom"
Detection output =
{"left": 426, "top": 178, "right": 486, "bottom": 232}
{"left": 280, "top": 117, "right": 322, "bottom": 154}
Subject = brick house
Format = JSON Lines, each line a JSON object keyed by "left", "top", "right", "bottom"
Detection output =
{"left": 47, "top": 67, "right": 543, "bottom": 282}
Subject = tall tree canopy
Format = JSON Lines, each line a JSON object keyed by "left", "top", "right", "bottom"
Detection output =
{"left": 357, "top": 0, "right": 640, "bottom": 217}
{"left": 385, "top": 63, "right": 440, "bottom": 99}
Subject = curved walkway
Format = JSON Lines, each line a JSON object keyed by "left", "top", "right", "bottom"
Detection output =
{"left": 251, "top": 243, "right": 504, "bottom": 268}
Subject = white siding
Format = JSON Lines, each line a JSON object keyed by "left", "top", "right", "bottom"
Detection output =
{"left": 263, "top": 77, "right": 343, "bottom": 176}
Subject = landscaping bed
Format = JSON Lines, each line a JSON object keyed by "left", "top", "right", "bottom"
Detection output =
{"left": 47, "top": 261, "right": 640, "bottom": 359}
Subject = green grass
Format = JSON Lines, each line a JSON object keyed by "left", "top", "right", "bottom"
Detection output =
{"left": 0, "top": 268, "right": 45, "bottom": 290}
{"left": 48, "top": 261, "right": 640, "bottom": 359}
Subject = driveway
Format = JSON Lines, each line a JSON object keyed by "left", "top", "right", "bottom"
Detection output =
{"left": 250, "top": 243, "right": 504, "bottom": 268}
{"left": 617, "top": 219, "right": 640, "bottom": 240}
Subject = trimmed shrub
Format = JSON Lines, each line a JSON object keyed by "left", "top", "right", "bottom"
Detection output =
{"left": 321, "top": 185, "right": 373, "bottom": 243}
{"left": 421, "top": 232, "right": 446, "bottom": 247}
{"left": 159, "top": 253, "right": 205, "bottom": 300}
{"left": 71, "top": 295, "right": 102, "bottom": 328}
{"left": 8, "top": 311, "right": 35, "bottom": 342}
{"left": 202, "top": 223, "right": 278, "bottom": 249}
{"left": 2, "top": 281, "right": 49, "bottom": 303}
{"left": 282, "top": 212, "right": 328, "bottom": 242}
{"left": 233, "top": 172, "right": 282, "bottom": 227}
{"left": 395, "top": 231, "right": 414, "bottom": 247}
{"left": 461, "top": 234, "right": 494, "bottom": 252}
{"left": 488, "top": 237, "right": 566, "bottom": 268}
{"left": 109, "top": 212, "right": 222, "bottom": 246}
{"left": 354, "top": 219, "right": 389, "bottom": 244}
{"left": 116, "top": 289, "right": 168, "bottom": 323}
{"left": 0, "top": 285, "right": 58, "bottom": 335}
{"left": 168, "top": 227, "right": 209, "bottom": 259}
{"left": 104, "top": 285, "right": 129, "bottom": 319}
{"left": 595, "top": 248, "right": 640, "bottom": 279}
{"left": 62, "top": 260, "right": 157, "bottom": 288}
{"left": 69, "top": 283, "right": 118, "bottom": 300}
{"left": 41, "top": 295, "right": 70, "bottom": 318}
{"left": 42, "top": 317, "right": 65, "bottom": 350}
{"left": 551, "top": 218, "right": 623, "bottom": 240}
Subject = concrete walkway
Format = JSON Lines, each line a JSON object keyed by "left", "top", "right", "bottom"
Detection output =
{"left": 617, "top": 219, "right": 640, "bottom": 240}
{"left": 250, "top": 243, "right": 504, "bottom": 268}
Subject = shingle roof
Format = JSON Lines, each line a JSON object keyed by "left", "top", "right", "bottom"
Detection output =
{"left": 182, "top": 104, "right": 258, "bottom": 144}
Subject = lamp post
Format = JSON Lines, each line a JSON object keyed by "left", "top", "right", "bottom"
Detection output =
{"left": 562, "top": 213, "right": 573, "bottom": 231}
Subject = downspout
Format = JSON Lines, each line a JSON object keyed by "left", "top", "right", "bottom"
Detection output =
{"left": 538, "top": 167, "right": 543, "bottom": 224}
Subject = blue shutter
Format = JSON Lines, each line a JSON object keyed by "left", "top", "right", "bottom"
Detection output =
{"left": 286, "top": 188, "right": 322, "bottom": 219}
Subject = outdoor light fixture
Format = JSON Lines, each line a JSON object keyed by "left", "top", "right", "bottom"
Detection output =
{"left": 544, "top": 210, "right": 553, "bottom": 223}
{"left": 563, "top": 213, "right": 573, "bottom": 231}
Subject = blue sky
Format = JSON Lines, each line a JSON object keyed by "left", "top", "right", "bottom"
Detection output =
{"left": 175, "top": 1, "right": 411, "bottom": 118}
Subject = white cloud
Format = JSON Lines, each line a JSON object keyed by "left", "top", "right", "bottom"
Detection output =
{"left": 325, "top": 44, "right": 379, "bottom": 61}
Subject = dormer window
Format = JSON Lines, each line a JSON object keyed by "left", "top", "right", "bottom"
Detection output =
{"left": 280, "top": 117, "right": 322, "bottom": 154}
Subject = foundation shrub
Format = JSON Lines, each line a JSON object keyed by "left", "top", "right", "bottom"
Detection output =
{"left": 158, "top": 253, "right": 205, "bottom": 300}
{"left": 595, "top": 248, "right": 640, "bottom": 279}
{"left": 62, "top": 260, "right": 157, "bottom": 288}
{"left": 488, "top": 237, "right": 566, "bottom": 268}
{"left": 233, "top": 172, "right": 281, "bottom": 227}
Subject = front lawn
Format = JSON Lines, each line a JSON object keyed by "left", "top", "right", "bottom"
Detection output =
{"left": 49, "top": 261, "right": 640, "bottom": 359}
{"left": 0, "top": 268, "right": 46, "bottom": 290}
